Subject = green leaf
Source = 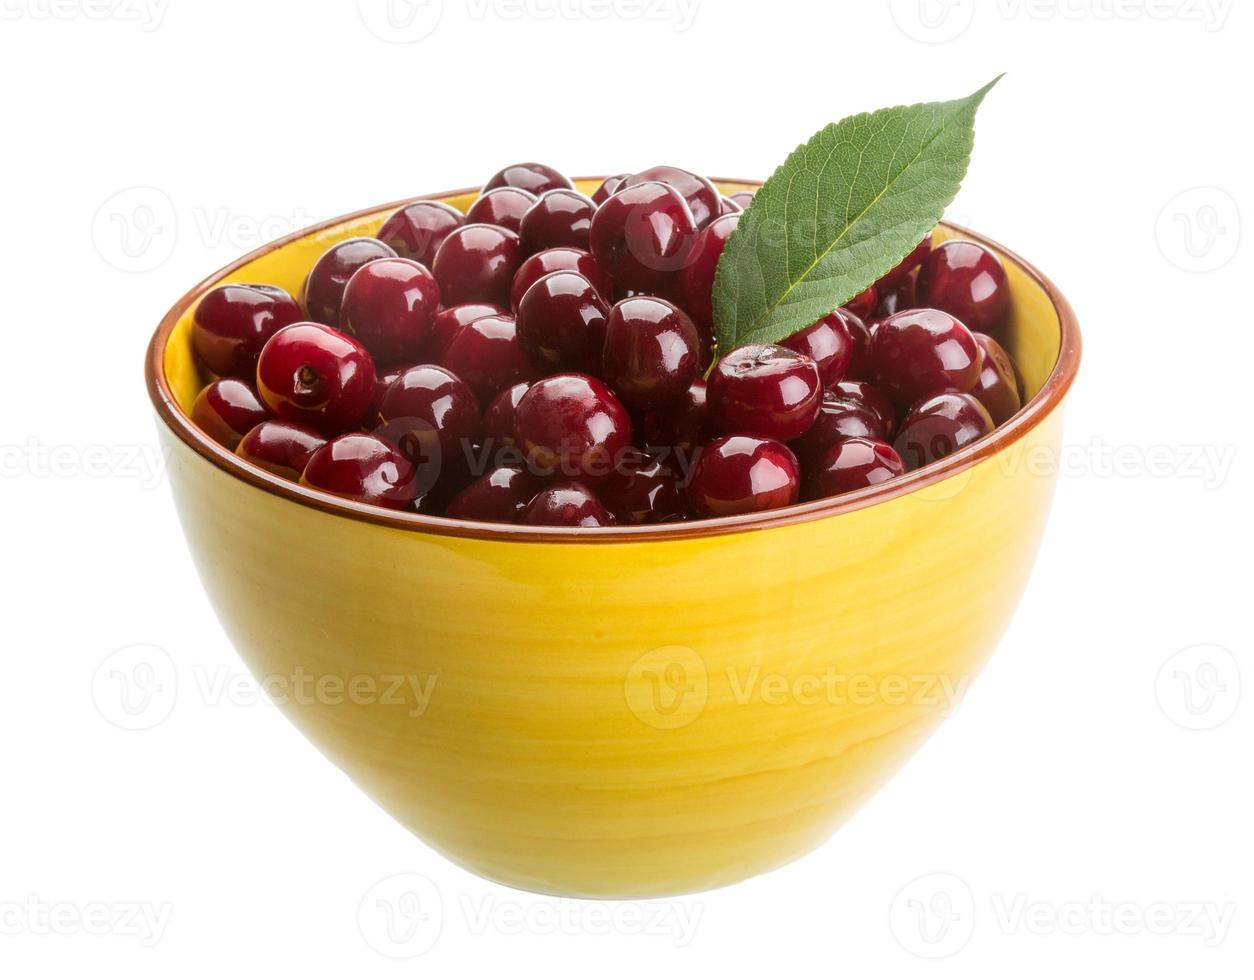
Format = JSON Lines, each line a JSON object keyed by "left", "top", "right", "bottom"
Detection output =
{"left": 712, "top": 76, "right": 1001, "bottom": 350}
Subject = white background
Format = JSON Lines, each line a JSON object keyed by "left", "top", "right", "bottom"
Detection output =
{"left": 1, "top": 0, "right": 1250, "bottom": 975}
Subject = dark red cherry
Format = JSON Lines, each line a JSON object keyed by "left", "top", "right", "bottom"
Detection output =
{"left": 520, "top": 481, "right": 614, "bottom": 527}
{"left": 367, "top": 363, "right": 413, "bottom": 426}
{"left": 191, "top": 378, "right": 269, "bottom": 450}
{"left": 482, "top": 381, "right": 532, "bottom": 447}
{"left": 510, "top": 246, "right": 611, "bottom": 312}
{"left": 589, "top": 181, "right": 698, "bottom": 294}
{"left": 894, "top": 391, "right": 994, "bottom": 469}
{"left": 971, "top": 332, "right": 1022, "bottom": 425}
{"left": 595, "top": 451, "right": 685, "bottom": 525}
{"left": 431, "top": 223, "right": 521, "bottom": 308}
{"left": 844, "top": 285, "right": 878, "bottom": 321}
{"left": 427, "top": 303, "right": 505, "bottom": 360}
{"left": 840, "top": 308, "right": 875, "bottom": 380}
{"left": 602, "top": 296, "right": 700, "bottom": 413}
{"left": 592, "top": 173, "right": 629, "bottom": 206}
{"left": 638, "top": 378, "right": 715, "bottom": 455}
{"left": 302, "top": 237, "right": 397, "bottom": 326}
{"left": 340, "top": 257, "right": 440, "bottom": 366}
{"left": 377, "top": 364, "right": 481, "bottom": 478}
{"left": 300, "top": 433, "right": 417, "bottom": 509}
{"left": 686, "top": 435, "right": 799, "bottom": 517}
{"left": 804, "top": 437, "right": 904, "bottom": 501}
{"left": 869, "top": 308, "right": 981, "bottom": 408}
{"left": 623, "top": 166, "right": 720, "bottom": 229}
{"left": 790, "top": 392, "right": 887, "bottom": 467}
{"left": 256, "top": 322, "right": 376, "bottom": 433}
{"left": 465, "top": 186, "right": 538, "bottom": 233}
{"left": 781, "top": 311, "right": 854, "bottom": 388}
{"left": 515, "top": 271, "right": 609, "bottom": 373}
{"left": 235, "top": 420, "right": 326, "bottom": 481}
{"left": 513, "top": 373, "right": 632, "bottom": 478}
{"left": 377, "top": 200, "right": 465, "bottom": 269}
{"left": 877, "top": 235, "right": 932, "bottom": 289}
{"left": 708, "top": 344, "right": 822, "bottom": 442}
{"left": 437, "top": 313, "right": 531, "bottom": 405}
{"left": 191, "top": 283, "right": 302, "bottom": 378}
{"left": 483, "top": 162, "right": 574, "bottom": 196}
{"left": 719, "top": 196, "right": 742, "bottom": 215}
{"left": 918, "top": 240, "right": 1010, "bottom": 334}
{"left": 678, "top": 212, "right": 739, "bottom": 337}
{"left": 729, "top": 191, "right": 755, "bottom": 209}
{"left": 518, "top": 189, "right": 597, "bottom": 256}
{"left": 872, "top": 275, "right": 917, "bottom": 322}
{"left": 829, "top": 379, "right": 898, "bottom": 440}
{"left": 446, "top": 465, "right": 543, "bottom": 523}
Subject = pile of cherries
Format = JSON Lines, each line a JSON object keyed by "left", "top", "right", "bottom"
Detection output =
{"left": 188, "top": 162, "right": 1022, "bottom": 528}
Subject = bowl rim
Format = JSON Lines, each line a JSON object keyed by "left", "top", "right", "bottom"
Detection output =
{"left": 145, "top": 177, "right": 1082, "bottom": 544}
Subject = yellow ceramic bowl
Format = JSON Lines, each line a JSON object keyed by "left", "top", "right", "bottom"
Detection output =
{"left": 146, "top": 179, "right": 1081, "bottom": 898}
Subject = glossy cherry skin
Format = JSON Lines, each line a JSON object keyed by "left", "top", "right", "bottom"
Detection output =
{"left": 299, "top": 433, "right": 417, "bottom": 509}
{"left": 623, "top": 166, "right": 720, "bottom": 229}
{"left": 518, "top": 189, "right": 597, "bottom": 256}
{"left": 729, "top": 191, "right": 755, "bottom": 209}
{"left": 781, "top": 311, "right": 854, "bottom": 388}
{"left": 590, "top": 181, "right": 699, "bottom": 294}
{"left": 302, "top": 237, "right": 397, "bottom": 326}
{"left": 829, "top": 379, "right": 898, "bottom": 439}
{"left": 708, "top": 344, "right": 823, "bottom": 442}
{"left": 790, "top": 391, "right": 887, "bottom": 467}
{"left": 844, "top": 285, "right": 878, "bottom": 321}
{"left": 431, "top": 223, "right": 522, "bottom": 308}
{"left": 804, "top": 437, "right": 904, "bottom": 501}
{"left": 446, "top": 465, "right": 544, "bottom": 523}
{"left": 520, "top": 481, "right": 615, "bottom": 527}
{"left": 638, "top": 378, "right": 715, "bottom": 455}
{"left": 894, "top": 391, "right": 994, "bottom": 470}
{"left": 719, "top": 196, "right": 742, "bottom": 215}
{"left": 510, "top": 246, "right": 611, "bottom": 312}
{"left": 465, "top": 186, "right": 538, "bottom": 233}
{"left": 427, "top": 303, "right": 505, "bottom": 360}
{"left": 377, "top": 364, "right": 481, "bottom": 475}
{"left": 686, "top": 435, "right": 799, "bottom": 518}
{"left": 971, "top": 332, "right": 1022, "bottom": 425}
{"left": 872, "top": 275, "right": 917, "bottom": 322}
{"left": 256, "top": 322, "right": 376, "bottom": 433}
{"left": 340, "top": 257, "right": 440, "bottom": 366}
{"left": 592, "top": 173, "right": 629, "bottom": 206}
{"left": 483, "top": 162, "right": 574, "bottom": 197}
{"left": 437, "top": 313, "right": 531, "bottom": 405}
{"left": 516, "top": 271, "right": 609, "bottom": 373}
{"left": 839, "top": 308, "right": 875, "bottom": 380}
{"left": 602, "top": 297, "right": 700, "bottom": 413}
{"left": 191, "top": 283, "right": 302, "bottom": 378}
{"left": 678, "top": 212, "right": 740, "bottom": 336}
{"left": 377, "top": 200, "right": 465, "bottom": 269}
{"left": 877, "top": 235, "right": 932, "bottom": 289}
{"left": 235, "top": 420, "right": 327, "bottom": 481}
{"left": 482, "top": 381, "right": 532, "bottom": 447}
{"left": 869, "top": 308, "right": 981, "bottom": 408}
{"left": 918, "top": 240, "right": 1010, "bottom": 334}
{"left": 595, "top": 451, "right": 685, "bottom": 525}
{"left": 513, "top": 373, "right": 632, "bottom": 478}
{"left": 191, "top": 379, "right": 270, "bottom": 450}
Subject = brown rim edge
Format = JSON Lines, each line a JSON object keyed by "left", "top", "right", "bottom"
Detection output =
{"left": 145, "top": 178, "right": 1082, "bottom": 545}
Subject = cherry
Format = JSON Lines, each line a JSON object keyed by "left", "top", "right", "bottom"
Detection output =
{"left": 790, "top": 391, "right": 887, "bottom": 467}
{"left": 918, "top": 240, "right": 1010, "bottom": 334}
{"left": 446, "top": 465, "right": 543, "bottom": 523}
{"left": 719, "top": 196, "right": 742, "bottom": 214}
{"left": 191, "top": 378, "right": 269, "bottom": 450}
{"left": 877, "top": 235, "right": 932, "bottom": 289}
{"left": 589, "top": 181, "right": 698, "bottom": 294}
{"left": 483, "top": 162, "right": 574, "bottom": 197}
{"left": 513, "top": 373, "right": 632, "bottom": 478}
{"left": 971, "top": 332, "right": 1022, "bottom": 425}
{"left": 515, "top": 271, "right": 609, "bottom": 373}
{"left": 431, "top": 223, "right": 521, "bottom": 308}
{"left": 377, "top": 200, "right": 465, "bottom": 269}
{"left": 869, "top": 308, "right": 981, "bottom": 408}
{"left": 729, "top": 191, "right": 755, "bottom": 209}
{"left": 428, "top": 303, "right": 505, "bottom": 360}
{"left": 191, "top": 283, "right": 302, "bottom": 378}
{"left": 302, "top": 237, "right": 397, "bottom": 326}
{"left": 686, "top": 435, "right": 799, "bottom": 517}
{"left": 595, "top": 451, "right": 685, "bottom": 525}
{"left": 256, "top": 322, "right": 376, "bottom": 433}
{"left": 678, "top": 211, "right": 739, "bottom": 337}
{"left": 340, "top": 257, "right": 440, "bottom": 366}
{"left": 377, "top": 364, "right": 481, "bottom": 475}
{"left": 520, "top": 481, "right": 615, "bottom": 527}
{"left": 602, "top": 296, "right": 700, "bottom": 413}
{"left": 592, "top": 174, "right": 628, "bottom": 206}
{"left": 438, "top": 313, "right": 532, "bottom": 405}
{"left": 844, "top": 285, "right": 878, "bottom": 321}
{"left": 829, "top": 379, "right": 898, "bottom": 439}
{"left": 638, "top": 378, "right": 715, "bottom": 455}
{"left": 235, "top": 420, "right": 327, "bottom": 480}
{"left": 465, "top": 186, "right": 538, "bottom": 233}
{"left": 623, "top": 166, "right": 720, "bottom": 229}
{"left": 482, "top": 381, "right": 531, "bottom": 446}
{"left": 894, "top": 391, "right": 993, "bottom": 469}
{"left": 367, "top": 363, "right": 413, "bottom": 426}
{"left": 872, "top": 275, "right": 917, "bottom": 322}
{"left": 510, "top": 246, "right": 611, "bottom": 312}
{"left": 300, "top": 433, "right": 417, "bottom": 509}
{"left": 840, "top": 308, "right": 875, "bottom": 380}
{"left": 518, "top": 189, "right": 597, "bottom": 255}
{"left": 708, "top": 344, "right": 822, "bottom": 442}
{"left": 781, "top": 311, "right": 854, "bottom": 388}
{"left": 805, "top": 437, "right": 904, "bottom": 501}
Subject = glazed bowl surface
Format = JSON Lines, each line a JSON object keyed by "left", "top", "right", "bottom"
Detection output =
{"left": 146, "top": 178, "right": 1080, "bottom": 897}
